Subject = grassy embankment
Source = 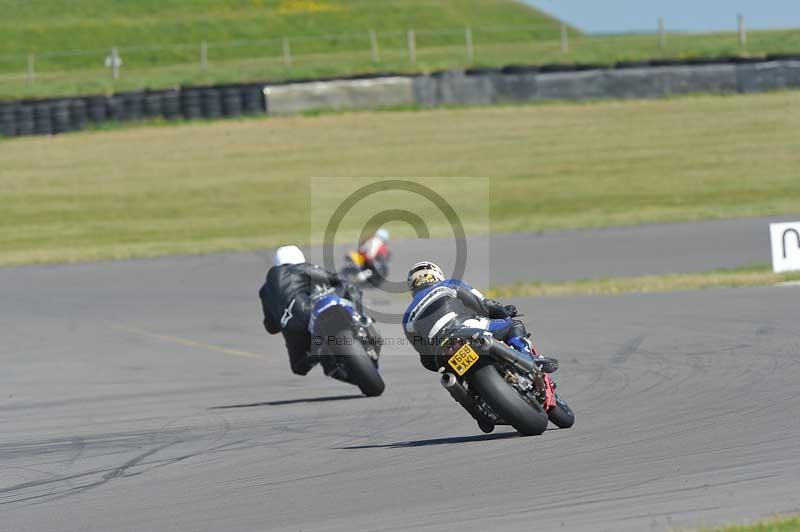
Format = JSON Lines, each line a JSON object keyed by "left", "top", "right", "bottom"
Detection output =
{"left": 1, "top": 0, "right": 799, "bottom": 98}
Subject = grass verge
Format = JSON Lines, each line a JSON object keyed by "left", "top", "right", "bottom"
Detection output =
{"left": 702, "top": 514, "right": 800, "bottom": 532}
{"left": 485, "top": 265, "right": 800, "bottom": 299}
{"left": 1, "top": 91, "right": 799, "bottom": 266}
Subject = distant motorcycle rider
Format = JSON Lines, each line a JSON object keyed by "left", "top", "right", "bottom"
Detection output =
{"left": 402, "top": 261, "right": 557, "bottom": 373}
{"left": 344, "top": 228, "right": 391, "bottom": 286}
{"left": 259, "top": 245, "right": 361, "bottom": 376}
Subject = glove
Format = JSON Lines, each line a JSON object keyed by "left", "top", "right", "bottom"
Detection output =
{"left": 503, "top": 304, "right": 518, "bottom": 318}
{"left": 328, "top": 272, "right": 342, "bottom": 286}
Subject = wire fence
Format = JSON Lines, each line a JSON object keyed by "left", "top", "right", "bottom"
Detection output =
{"left": 1, "top": 17, "right": 796, "bottom": 99}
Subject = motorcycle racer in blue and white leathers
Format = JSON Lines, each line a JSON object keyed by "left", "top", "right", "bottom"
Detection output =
{"left": 402, "top": 261, "right": 557, "bottom": 374}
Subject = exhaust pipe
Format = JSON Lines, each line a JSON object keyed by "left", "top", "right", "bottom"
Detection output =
{"left": 441, "top": 372, "right": 482, "bottom": 413}
{"left": 441, "top": 372, "right": 475, "bottom": 407}
{"left": 441, "top": 372, "right": 495, "bottom": 429}
{"left": 485, "top": 337, "right": 537, "bottom": 374}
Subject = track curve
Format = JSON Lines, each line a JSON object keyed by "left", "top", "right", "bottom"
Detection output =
{"left": 1, "top": 244, "right": 799, "bottom": 531}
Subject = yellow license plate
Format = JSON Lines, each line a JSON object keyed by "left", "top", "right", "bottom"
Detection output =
{"left": 447, "top": 344, "right": 480, "bottom": 376}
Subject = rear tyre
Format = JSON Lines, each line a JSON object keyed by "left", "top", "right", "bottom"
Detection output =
{"left": 335, "top": 329, "right": 385, "bottom": 397}
{"left": 547, "top": 393, "right": 575, "bottom": 429}
{"left": 470, "top": 365, "right": 548, "bottom": 436}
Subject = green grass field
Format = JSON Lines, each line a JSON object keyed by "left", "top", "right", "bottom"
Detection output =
{"left": 704, "top": 515, "right": 800, "bottom": 532}
{"left": 1, "top": 91, "right": 799, "bottom": 266}
{"left": 0, "top": 0, "right": 798, "bottom": 98}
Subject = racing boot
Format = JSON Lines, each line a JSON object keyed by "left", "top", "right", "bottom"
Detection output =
{"left": 535, "top": 356, "right": 559, "bottom": 374}
{"left": 508, "top": 337, "right": 559, "bottom": 374}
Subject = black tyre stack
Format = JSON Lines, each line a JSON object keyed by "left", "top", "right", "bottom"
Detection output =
{"left": 87, "top": 95, "right": 108, "bottom": 123}
{"left": 222, "top": 87, "right": 243, "bottom": 117}
{"left": 162, "top": 89, "right": 181, "bottom": 120}
{"left": 69, "top": 99, "right": 88, "bottom": 131}
{"left": 51, "top": 99, "right": 72, "bottom": 134}
{"left": 33, "top": 102, "right": 53, "bottom": 135}
{"left": 181, "top": 88, "right": 203, "bottom": 120}
{"left": 0, "top": 102, "right": 16, "bottom": 137}
{"left": 4, "top": 82, "right": 268, "bottom": 138}
{"left": 15, "top": 105, "right": 34, "bottom": 136}
{"left": 122, "top": 91, "right": 145, "bottom": 122}
{"left": 201, "top": 88, "right": 222, "bottom": 119}
{"left": 144, "top": 91, "right": 164, "bottom": 119}
{"left": 107, "top": 94, "right": 126, "bottom": 121}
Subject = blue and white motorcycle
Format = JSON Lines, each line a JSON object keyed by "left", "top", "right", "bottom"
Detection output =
{"left": 308, "top": 284, "right": 385, "bottom": 396}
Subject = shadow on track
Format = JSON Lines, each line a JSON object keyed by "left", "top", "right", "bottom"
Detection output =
{"left": 209, "top": 394, "right": 363, "bottom": 409}
{"left": 338, "top": 432, "right": 519, "bottom": 449}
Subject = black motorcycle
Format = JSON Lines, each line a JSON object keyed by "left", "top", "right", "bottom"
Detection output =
{"left": 436, "top": 328, "right": 574, "bottom": 436}
{"left": 308, "top": 284, "right": 385, "bottom": 397}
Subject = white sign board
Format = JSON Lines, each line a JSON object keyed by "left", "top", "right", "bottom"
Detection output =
{"left": 770, "top": 222, "right": 800, "bottom": 273}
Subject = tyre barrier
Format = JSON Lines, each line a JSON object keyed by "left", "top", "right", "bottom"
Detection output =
{"left": 15, "top": 105, "right": 34, "bottom": 136}
{"left": 70, "top": 99, "right": 88, "bottom": 131}
{"left": 87, "top": 95, "right": 108, "bottom": 123}
{"left": 201, "top": 88, "right": 222, "bottom": 119}
{"left": 3, "top": 56, "right": 800, "bottom": 138}
{"left": 122, "top": 91, "right": 145, "bottom": 121}
{"left": 107, "top": 94, "right": 126, "bottom": 121}
{"left": 33, "top": 102, "right": 53, "bottom": 135}
{"left": 51, "top": 100, "right": 72, "bottom": 134}
{"left": 0, "top": 102, "right": 15, "bottom": 137}
{"left": 162, "top": 90, "right": 181, "bottom": 120}
{"left": 766, "top": 53, "right": 800, "bottom": 61}
{"left": 144, "top": 92, "right": 164, "bottom": 119}
{"left": 222, "top": 87, "right": 243, "bottom": 117}
{"left": 180, "top": 88, "right": 203, "bottom": 120}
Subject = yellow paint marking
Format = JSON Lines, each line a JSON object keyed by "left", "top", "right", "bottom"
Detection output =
{"left": 113, "top": 324, "right": 267, "bottom": 360}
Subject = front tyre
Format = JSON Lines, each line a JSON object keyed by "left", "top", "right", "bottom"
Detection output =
{"left": 470, "top": 365, "right": 549, "bottom": 436}
{"left": 547, "top": 393, "right": 575, "bottom": 429}
{"left": 336, "top": 329, "right": 385, "bottom": 397}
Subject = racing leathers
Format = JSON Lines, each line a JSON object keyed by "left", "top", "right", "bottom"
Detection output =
{"left": 402, "top": 278, "right": 533, "bottom": 372}
{"left": 259, "top": 262, "right": 346, "bottom": 375}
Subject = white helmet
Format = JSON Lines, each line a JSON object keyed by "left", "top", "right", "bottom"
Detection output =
{"left": 407, "top": 261, "right": 444, "bottom": 291}
{"left": 375, "top": 228, "right": 390, "bottom": 241}
{"left": 274, "top": 245, "right": 306, "bottom": 266}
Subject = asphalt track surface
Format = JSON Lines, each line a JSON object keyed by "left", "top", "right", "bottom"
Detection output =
{"left": 309, "top": 215, "right": 791, "bottom": 285}
{"left": 2, "top": 216, "right": 800, "bottom": 532}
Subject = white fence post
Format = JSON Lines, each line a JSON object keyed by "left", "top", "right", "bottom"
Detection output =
{"left": 111, "top": 47, "right": 120, "bottom": 79}
{"left": 407, "top": 29, "right": 416, "bottom": 64}
{"left": 26, "top": 53, "right": 35, "bottom": 86}
{"left": 560, "top": 23, "right": 569, "bottom": 53}
{"left": 282, "top": 37, "right": 292, "bottom": 67}
{"left": 738, "top": 14, "right": 747, "bottom": 47}
{"left": 465, "top": 27, "right": 474, "bottom": 63}
{"left": 369, "top": 29, "right": 380, "bottom": 62}
{"left": 658, "top": 18, "right": 666, "bottom": 50}
{"left": 200, "top": 41, "right": 208, "bottom": 70}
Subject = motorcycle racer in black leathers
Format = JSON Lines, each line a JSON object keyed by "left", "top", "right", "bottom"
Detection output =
{"left": 259, "top": 245, "right": 361, "bottom": 376}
